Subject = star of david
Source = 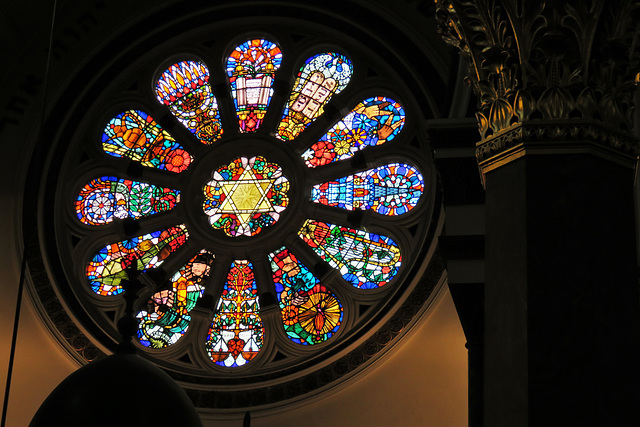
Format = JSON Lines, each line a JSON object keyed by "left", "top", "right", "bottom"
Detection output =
{"left": 218, "top": 167, "right": 276, "bottom": 225}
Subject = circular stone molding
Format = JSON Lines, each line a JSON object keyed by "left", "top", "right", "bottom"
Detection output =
{"left": 22, "top": 2, "right": 446, "bottom": 411}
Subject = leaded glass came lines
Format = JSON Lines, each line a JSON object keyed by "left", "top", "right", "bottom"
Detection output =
{"left": 312, "top": 163, "right": 424, "bottom": 215}
{"left": 302, "top": 96, "right": 406, "bottom": 167}
{"left": 86, "top": 225, "right": 189, "bottom": 296}
{"left": 102, "top": 110, "right": 193, "bottom": 172}
{"left": 270, "top": 247, "right": 343, "bottom": 345}
{"left": 277, "top": 52, "right": 353, "bottom": 141}
{"left": 203, "top": 156, "right": 289, "bottom": 237}
{"left": 299, "top": 220, "right": 401, "bottom": 289}
{"left": 227, "top": 39, "right": 282, "bottom": 132}
{"left": 76, "top": 176, "right": 180, "bottom": 225}
{"left": 206, "top": 260, "right": 264, "bottom": 367}
{"left": 77, "top": 33, "right": 430, "bottom": 376}
{"left": 137, "top": 250, "right": 214, "bottom": 348}
{"left": 156, "top": 60, "right": 223, "bottom": 144}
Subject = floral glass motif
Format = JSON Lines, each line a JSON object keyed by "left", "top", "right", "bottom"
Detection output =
{"left": 102, "top": 110, "right": 193, "bottom": 173}
{"left": 270, "top": 247, "right": 343, "bottom": 345}
{"left": 86, "top": 225, "right": 189, "bottom": 296}
{"left": 312, "top": 163, "right": 424, "bottom": 216}
{"left": 156, "top": 60, "right": 223, "bottom": 144}
{"left": 227, "top": 39, "right": 282, "bottom": 132}
{"left": 277, "top": 52, "right": 353, "bottom": 141}
{"left": 302, "top": 96, "right": 406, "bottom": 167}
{"left": 137, "top": 250, "right": 215, "bottom": 348}
{"left": 76, "top": 176, "right": 180, "bottom": 225}
{"left": 76, "top": 36, "right": 427, "bottom": 375}
{"left": 206, "top": 260, "right": 264, "bottom": 367}
{"left": 299, "top": 220, "right": 401, "bottom": 289}
{"left": 203, "top": 156, "right": 289, "bottom": 237}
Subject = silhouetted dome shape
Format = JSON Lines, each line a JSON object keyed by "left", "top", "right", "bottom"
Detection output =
{"left": 30, "top": 353, "right": 202, "bottom": 427}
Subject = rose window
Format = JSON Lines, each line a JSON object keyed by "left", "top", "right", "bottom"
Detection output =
{"left": 52, "top": 30, "right": 437, "bottom": 402}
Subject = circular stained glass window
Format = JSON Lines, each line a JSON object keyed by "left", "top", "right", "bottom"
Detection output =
{"left": 41, "top": 27, "right": 441, "bottom": 408}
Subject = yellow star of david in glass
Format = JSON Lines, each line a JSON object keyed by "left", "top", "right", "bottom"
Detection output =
{"left": 203, "top": 156, "right": 289, "bottom": 237}
{"left": 219, "top": 169, "right": 275, "bottom": 223}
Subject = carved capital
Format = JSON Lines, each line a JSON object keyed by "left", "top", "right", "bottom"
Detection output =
{"left": 436, "top": 0, "right": 640, "bottom": 170}
{"left": 477, "top": 121, "right": 639, "bottom": 175}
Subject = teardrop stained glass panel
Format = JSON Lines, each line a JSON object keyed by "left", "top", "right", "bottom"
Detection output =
{"left": 276, "top": 52, "right": 353, "bottom": 141}
{"left": 137, "top": 250, "right": 215, "bottom": 348}
{"left": 312, "top": 163, "right": 423, "bottom": 216}
{"left": 76, "top": 176, "right": 180, "bottom": 225}
{"left": 156, "top": 60, "right": 223, "bottom": 144}
{"left": 86, "top": 225, "right": 189, "bottom": 296}
{"left": 206, "top": 260, "right": 264, "bottom": 367}
{"left": 102, "top": 110, "right": 193, "bottom": 173}
{"left": 227, "top": 39, "right": 282, "bottom": 132}
{"left": 269, "top": 246, "right": 343, "bottom": 345}
{"left": 302, "top": 96, "right": 405, "bottom": 167}
{"left": 298, "top": 220, "right": 401, "bottom": 289}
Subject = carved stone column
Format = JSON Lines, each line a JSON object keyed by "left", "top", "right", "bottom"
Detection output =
{"left": 436, "top": 1, "right": 640, "bottom": 425}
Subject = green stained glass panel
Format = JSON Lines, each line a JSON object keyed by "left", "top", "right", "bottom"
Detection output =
{"left": 206, "top": 260, "right": 264, "bottom": 367}
{"left": 277, "top": 52, "right": 352, "bottom": 141}
{"left": 227, "top": 39, "right": 282, "bottom": 132}
{"left": 102, "top": 110, "right": 193, "bottom": 173}
{"left": 299, "top": 220, "right": 401, "bottom": 289}
{"left": 312, "top": 163, "right": 424, "bottom": 216}
{"left": 76, "top": 176, "right": 180, "bottom": 225}
{"left": 269, "top": 246, "right": 343, "bottom": 345}
{"left": 86, "top": 225, "right": 189, "bottom": 296}
{"left": 156, "top": 60, "right": 223, "bottom": 144}
{"left": 302, "top": 96, "right": 406, "bottom": 167}
{"left": 137, "top": 250, "right": 215, "bottom": 348}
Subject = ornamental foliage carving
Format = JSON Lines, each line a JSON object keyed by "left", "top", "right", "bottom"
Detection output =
{"left": 436, "top": 0, "right": 640, "bottom": 156}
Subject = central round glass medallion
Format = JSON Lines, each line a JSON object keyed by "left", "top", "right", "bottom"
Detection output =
{"left": 203, "top": 155, "right": 289, "bottom": 237}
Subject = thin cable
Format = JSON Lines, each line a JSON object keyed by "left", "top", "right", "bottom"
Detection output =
{"left": 1, "top": 1, "right": 57, "bottom": 425}
{"left": 41, "top": 0, "right": 58, "bottom": 127}
{"left": 1, "top": 255, "right": 28, "bottom": 427}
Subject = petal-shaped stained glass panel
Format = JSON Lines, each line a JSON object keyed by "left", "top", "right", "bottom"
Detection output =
{"left": 276, "top": 52, "right": 353, "bottom": 141}
{"left": 76, "top": 176, "right": 180, "bottom": 225}
{"left": 203, "top": 156, "right": 289, "bottom": 237}
{"left": 270, "top": 247, "right": 342, "bottom": 345}
{"left": 156, "top": 60, "right": 223, "bottom": 144}
{"left": 312, "top": 163, "right": 423, "bottom": 216}
{"left": 206, "top": 260, "right": 264, "bottom": 367}
{"left": 86, "top": 225, "right": 189, "bottom": 296}
{"left": 227, "top": 39, "right": 282, "bottom": 132}
{"left": 299, "top": 220, "right": 401, "bottom": 289}
{"left": 102, "top": 110, "right": 193, "bottom": 173}
{"left": 137, "top": 250, "right": 215, "bottom": 348}
{"left": 302, "top": 97, "right": 406, "bottom": 167}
